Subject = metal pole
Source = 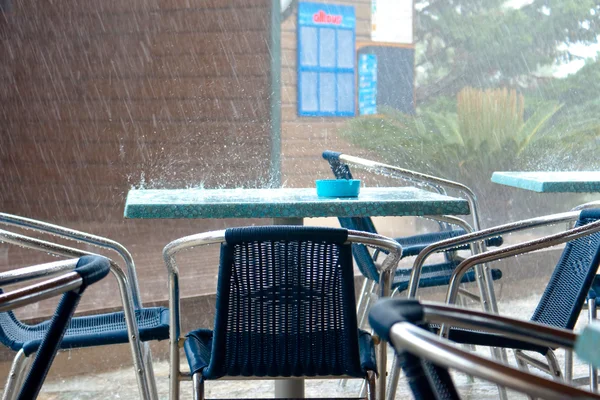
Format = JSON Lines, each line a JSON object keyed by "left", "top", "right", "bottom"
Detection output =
{"left": 269, "top": 0, "right": 282, "bottom": 188}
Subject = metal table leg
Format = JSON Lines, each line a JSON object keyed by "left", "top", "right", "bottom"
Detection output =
{"left": 273, "top": 217, "right": 305, "bottom": 398}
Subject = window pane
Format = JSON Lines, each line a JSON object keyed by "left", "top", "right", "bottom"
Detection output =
{"left": 319, "top": 28, "right": 336, "bottom": 68}
{"left": 337, "top": 29, "right": 354, "bottom": 69}
{"left": 299, "top": 26, "right": 318, "bottom": 67}
{"left": 319, "top": 72, "right": 336, "bottom": 113}
{"left": 337, "top": 73, "right": 355, "bottom": 113}
{"left": 300, "top": 71, "right": 318, "bottom": 112}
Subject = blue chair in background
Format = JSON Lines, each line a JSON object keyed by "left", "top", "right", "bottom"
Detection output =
{"left": 392, "top": 208, "right": 600, "bottom": 398}
{"left": 369, "top": 298, "right": 600, "bottom": 400}
{"left": 322, "top": 151, "right": 503, "bottom": 326}
{"left": 0, "top": 255, "right": 112, "bottom": 400}
{"left": 0, "top": 219, "right": 168, "bottom": 400}
{"left": 163, "top": 225, "right": 403, "bottom": 400}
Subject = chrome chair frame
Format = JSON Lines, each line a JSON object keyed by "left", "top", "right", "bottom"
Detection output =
{"left": 332, "top": 153, "right": 498, "bottom": 314}
{"left": 384, "top": 301, "right": 600, "bottom": 400}
{"left": 0, "top": 212, "right": 158, "bottom": 399}
{"left": 331, "top": 154, "right": 506, "bottom": 398}
{"left": 0, "top": 228, "right": 151, "bottom": 400}
{"left": 562, "top": 201, "right": 600, "bottom": 389}
{"left": 0, "top": 258, "right": 107, "bottom": 399}
{"left": 398, "top": 210, "right": 600, "bottom": 392}
{"left": 163, "top": 228, "right": 403, "bottom": 400}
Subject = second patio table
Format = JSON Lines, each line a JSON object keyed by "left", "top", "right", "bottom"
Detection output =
{"left": 124, "top": 186, "right": 470, "bottom": 399}
{"left": 491, "top": 171, "right": 600, "bottom": 193}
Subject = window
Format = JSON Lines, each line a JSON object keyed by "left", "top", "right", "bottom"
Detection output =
{"left": 297, "top": 2, "right": 356, "bottom": 117}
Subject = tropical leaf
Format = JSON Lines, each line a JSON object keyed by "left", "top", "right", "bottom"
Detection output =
{"left": 516, "top": 101, "right": 563, "bottom": 154}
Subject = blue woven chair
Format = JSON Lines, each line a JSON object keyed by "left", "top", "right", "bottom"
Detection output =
{"left": 369, "top": 298, "right": 600, "bottom": 400}
{"left": 383, "top": 208, "right": 600, "bottom": 399}
{"left": 0, "top": 223, "right": 168, "bottom": 400}
{"left": 12, "top": 256, "right": 110, "bottom": 400}
{"left": 322, "top": 151, "right": 503, "bottom": 325}
{"left": 163, "top": 226, "right": 403, "bottom": 400}
{"left": 0, "top": 255, "right": 112, "bottom": 400}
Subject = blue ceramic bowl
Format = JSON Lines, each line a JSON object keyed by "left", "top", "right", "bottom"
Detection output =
{"left": 315, "top": 179, "right": 361, "bottom": 197}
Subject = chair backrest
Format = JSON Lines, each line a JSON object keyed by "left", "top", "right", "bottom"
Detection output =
{"left": 322, "top": 151, "right": 386, "bottom": 281}
{"left": 531, "top": 209, "right": 600, "bottom": 329}
{"left": 0, "top": 212, "right": 143, "bottom": 309}
{"left": 205, "top": 226, "right": 364, "bottom": 378}
{"left": 369, "top": 298, "right": 600, "bottom": 400}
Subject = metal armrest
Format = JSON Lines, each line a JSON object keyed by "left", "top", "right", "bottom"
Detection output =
{"left": 0, "top": 258, "right": 81, "bottom": 286}
{"left": 0, "top": 259, "right": 83, "bottom": 313}
{"left": 390, "top": 322, "right": 596, "bottom": 400}
{"left": 407, "top": 210, "right": 581, "bottom": 297}
{"left": 347, "top": 229, "right": 403, "bottom": 275}
{"left": 369, "top": 299, "right": 594, "bottom": 400}
{"left": 420, "top": 302, "right": 576, "bottom": 350}
{"left": 0, "top": 212, "right": 142, "bottom": 308}
{"left": 334, "top": 153, "right": 484, "bottom": 230}
{"left": 444, "top": 216, "right": 600, "bottom": 305}
{"left": 0, "top": 228, "right": 95, "bottom": 260}
{"left": 337, "top": 154, "right": 474, "bottom": 199}
{"left": 372, "top": 215, "right": 475, "bottom": 261}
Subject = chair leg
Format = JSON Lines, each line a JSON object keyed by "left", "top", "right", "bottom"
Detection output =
{"left": 590, "top": 298, "right": 598, "bottom": 392}
{"left": 356, "top": 278, "right": 370, "bottom": 324}
{"left": 342, "top": 279, "right": 375, "bottom": 390}
{"left": 358, "top": 280, "right": 377, "bottom": 330}
{"left": 515, "top": 350, "right": 529, "bottom": 372}
{"left": 565, "top": 349, "right": 573, "bottom": 382}
{"left": 365, "top": 371, "right": 376, "bottom": 400}
{"left": 192, "top": 373, "right": 204, "bottom": 400}
{"left": 386, "top": 355, "right": 401, "bottom": 400}
{"left": 545, "top": 350, "right": 563, "bottom": 380}
{"left": 2, "top": 350, "right": 31, "bottom": 400}
{"left": 141, "top": 342, "right": 160, "bottom": 400}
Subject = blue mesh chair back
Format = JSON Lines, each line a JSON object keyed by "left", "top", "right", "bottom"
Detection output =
{"left": 321, "top": 150, "right": 502, "bottom": 289}
{"left": 531, "top": 209, "right": 600, "bottom": 330}
{"left": 322, "top": 151, "right": 380, "bottom": 281}
{"left": 201, "top": 226, "right": 368, "bottom": 379}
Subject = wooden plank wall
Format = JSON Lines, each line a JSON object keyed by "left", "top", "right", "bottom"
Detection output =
{"left": 0, "top": 0, "right": 272, "bottom": 316}
{"left": 280, "top": 0, "right": 373, "bottom": 187}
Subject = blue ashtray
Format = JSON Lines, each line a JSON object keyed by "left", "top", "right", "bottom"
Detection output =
{"left": 316, "top": 179, "right": 361, "bottom": 197}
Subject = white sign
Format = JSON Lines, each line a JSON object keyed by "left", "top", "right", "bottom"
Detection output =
{"left": 371, "top": 0, "right": 413, "bottom": 44}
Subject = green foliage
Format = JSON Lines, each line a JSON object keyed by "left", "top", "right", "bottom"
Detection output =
{"left": 343, "top": 88, "right": 567, "bottom": 176}
{"left": 415, "top": 0, "right": 600, "bottom": 102}
{"left": 353, "top": 1, "right": 600, "bottom": 222}
{"left": 340, "top": 87, "right": 598, "bottom": 223}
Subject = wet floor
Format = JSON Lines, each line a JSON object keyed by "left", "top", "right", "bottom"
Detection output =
{"left": 31, "top": 293, "right": 596, "bottom": 400}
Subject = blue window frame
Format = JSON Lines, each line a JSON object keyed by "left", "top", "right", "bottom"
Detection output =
{"left": 297, "top": 2, "right": 356, "bottom": 117}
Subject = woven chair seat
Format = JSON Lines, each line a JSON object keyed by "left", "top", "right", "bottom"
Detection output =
{"left": 185, "top": 328, "right": 376, "bottom": 379}
{"left": 0, "top": 306, "right": 169, "bottom": 356}
{"left": 396, "top": 231, "right": 503, "bottom": 258}
{"left": 392, "top": 261, "right": 503, "bottom": 294}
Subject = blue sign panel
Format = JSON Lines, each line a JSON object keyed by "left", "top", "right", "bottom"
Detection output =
{"left": 358, "top": 54, "right": 377, "bottom": 115}
{"left": 297, "top": 2, "right": 356, "bottom": 117}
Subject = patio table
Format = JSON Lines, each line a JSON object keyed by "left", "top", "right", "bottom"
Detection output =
{"left": 491, "top": 171, "right": 600, "bottom": 193}
{"left": 124, "top": 186, "right": 470, "bottom": 399}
